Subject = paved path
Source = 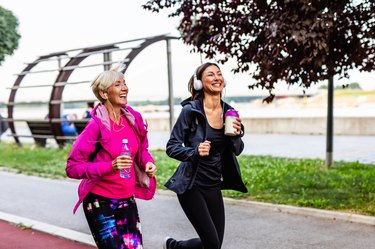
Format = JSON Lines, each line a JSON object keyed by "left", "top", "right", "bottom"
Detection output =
{"left": 0, "top": 171, "right": 374, "bottom": 249}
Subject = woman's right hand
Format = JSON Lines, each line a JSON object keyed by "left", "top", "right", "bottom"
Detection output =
{"left": 197, "top": 140, "right": 211, "bottom": 157}
{"left": 112, "top": 155, "right": 132, "bottom": 171}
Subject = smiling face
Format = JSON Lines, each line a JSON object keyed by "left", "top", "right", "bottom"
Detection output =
{"left": 106, "top": 77, "right": 128, "bottom": 107}
{"left": 201, "top": 65, "right": 225, "bottom": 95}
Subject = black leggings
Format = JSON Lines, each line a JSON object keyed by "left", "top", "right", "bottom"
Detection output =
{"left": 83, "top": 193, "right": 143, "bottom": 249}
{"left": 171, "top": 185, "right": 225, "bottom": 249}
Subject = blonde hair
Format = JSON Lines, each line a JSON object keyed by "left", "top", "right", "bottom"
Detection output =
{"left": 91, "top": 64, "right": 125, "bottom": 103}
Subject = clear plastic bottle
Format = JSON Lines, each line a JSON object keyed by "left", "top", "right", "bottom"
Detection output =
{"left": 119, "top": 139, "right": 132, "bottom": 178}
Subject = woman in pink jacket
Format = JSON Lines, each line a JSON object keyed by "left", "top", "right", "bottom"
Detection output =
{"left": 66, "top": 66, "right": 157, "bottom": 249}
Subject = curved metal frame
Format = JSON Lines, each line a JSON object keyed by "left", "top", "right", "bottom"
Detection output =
{"left": 7, "top": 34, "right": 178, "bottom": 146}
{"left": 7, "top": 53, "right": 66, "bottom": 145}
{"left": 49, "top": 45, "right": 117, "bottom": 145}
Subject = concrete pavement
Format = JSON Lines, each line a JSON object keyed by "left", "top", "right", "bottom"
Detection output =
{"left": 0, "top": 171, "right": 374, "bottom": 249}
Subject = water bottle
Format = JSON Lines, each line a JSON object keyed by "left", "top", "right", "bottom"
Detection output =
{"left": 119, "top": 139, "right": 132, "bottom": 178}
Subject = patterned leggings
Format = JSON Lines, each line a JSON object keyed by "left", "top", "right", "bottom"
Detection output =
{"left": 83, "top": 193, "right": 143, "bottom": 249}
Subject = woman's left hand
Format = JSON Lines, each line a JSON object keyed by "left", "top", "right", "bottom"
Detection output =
{"left": 145, "top": 162, "right": 157, "bottom": 178}
{"left": 233, "top": 117, "right": 242, "bottom": 136}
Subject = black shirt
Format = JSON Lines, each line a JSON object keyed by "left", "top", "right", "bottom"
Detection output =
{"left": 194, "top": 121, "right": 226, "bottom": 188}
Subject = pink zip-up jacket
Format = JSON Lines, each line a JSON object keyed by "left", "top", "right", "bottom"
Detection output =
{"left": 66, "top": 103, "right": 156, "bottom": 213}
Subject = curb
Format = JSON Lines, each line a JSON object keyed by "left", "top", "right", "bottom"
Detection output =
{"left": 223, "top": 197, "right": 375, "bottom": 226}
{"left": 0, "top": 211, "right": 95, "bottom": 247}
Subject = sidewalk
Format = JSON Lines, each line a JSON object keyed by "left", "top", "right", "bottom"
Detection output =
{"left": 1, "top": 172, "right": 375, "bottom": 249}
{"left": 0, "top": 219, "right": 94, "bottom": 249}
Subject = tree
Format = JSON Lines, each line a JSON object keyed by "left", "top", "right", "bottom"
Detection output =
{"left": 144, "top": 0, "right": 374, "bottom": 102}
{"left": 143, "top": 0, "right": 375, "bottom": 167}
{"left": 319, "top": 82, "right": 362, "bottom": 90}
{"left": 344, "top": 82, "right": 362, "bottom": 90}
{"left": 0, "top": 6, "right": 20, "bottom": 65}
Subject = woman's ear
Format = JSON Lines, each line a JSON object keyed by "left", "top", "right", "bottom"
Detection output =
{"left": 99, "top": 91, "right": 107, "bottom": 100}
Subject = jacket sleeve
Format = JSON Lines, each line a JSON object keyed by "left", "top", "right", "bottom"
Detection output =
{"left": 228, "top": 123, "right": 245, "bottom": 156}
{"left": 135, "top": 112, "right": 155, "bottom": 168}
{"left": 166, "top": 106, "right": 199, "bottom": 162}
{"left": 66, "top": 120, "right": 113, "bottom": 180}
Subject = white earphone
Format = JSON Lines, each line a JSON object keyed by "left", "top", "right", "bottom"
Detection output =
{"left": 193, "top": 65, "right": 227, "bottom": 91}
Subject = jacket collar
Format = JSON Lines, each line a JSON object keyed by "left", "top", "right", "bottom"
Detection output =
{"left": 181, "top": 96, "right": 203, "bottom": 112}
{"left": 181, "top": 95, "right": 232, "bottom": 119}
{"left": 91, "top": 103, "right": 136, "bottom": 126}
{"left": 90, "top": 103, "right": 138, "bottom": 142}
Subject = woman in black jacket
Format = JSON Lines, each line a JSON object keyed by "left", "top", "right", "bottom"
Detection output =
{"left": 163, "top": 62, "right": 247, "bottom": 249}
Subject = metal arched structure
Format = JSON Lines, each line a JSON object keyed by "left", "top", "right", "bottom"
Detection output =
{"left": 49, "top": 45, "right": 118, "bottom": 145}
{"left": 7, "top": 34, "right": 178, "bottom": 146}
{"left": 7, "top": 52, "right": 67, "bottom": 144}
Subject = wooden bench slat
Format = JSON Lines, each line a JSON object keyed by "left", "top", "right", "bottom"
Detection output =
{"left": 23, "top": 119, "right": 88, "bottom": 147}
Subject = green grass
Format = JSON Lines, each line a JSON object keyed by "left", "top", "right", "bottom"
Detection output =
{"left": 0, "top": 142, "right": 374, "bottom": 216}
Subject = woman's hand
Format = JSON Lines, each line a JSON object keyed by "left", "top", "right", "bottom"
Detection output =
{"left": 198, "top": 140, "right": 211, "bottom": 157}
{"left": 145, "top": 162, "right": 157, "bottom": 178}
{"left": 112, "top": 155, "right": 132, "bottom": 172}
{"left": 233, "top": 117, "right": 242, "bottom": 136}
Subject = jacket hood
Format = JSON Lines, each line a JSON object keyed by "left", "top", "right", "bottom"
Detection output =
{"left": 180, "top": 96, "right": 233, "bottom": 117}
{"left": 89, "top": 103, "right": 140, "bottom": 153}
{"left": 90, "top": 104, "right": 136, "bottom": 130}
{"left": 180, "top": 96, "right": 203, "bottom": 110}
{"left": 180, "top": 97, "right": 193, "bottom": 107}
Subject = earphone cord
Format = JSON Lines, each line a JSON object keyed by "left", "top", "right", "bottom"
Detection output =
{"left": 221, "top": 87, "right": 226, "bottom": 119}
{"left": 107, "top": 99, "right": 122, "bottom": 124}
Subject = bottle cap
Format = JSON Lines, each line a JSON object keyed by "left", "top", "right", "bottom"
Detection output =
{"left": 225, "top": 109, "right": 239, "bottom": 117}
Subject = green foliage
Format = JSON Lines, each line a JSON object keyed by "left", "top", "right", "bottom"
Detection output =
{"left": 15, "top": 223, "right": 32, "bottom": 230}
{"left": 0, "top": 6, "right": 20, "bottom": 64}
{"left": 144, "top": 1, "right": 375, "bottom": 102}
{"left": 319, "top": 82, "right": 363, "bottom": 90}
{"left": 228, "top": 156, "right": 375, "bottom": 216}
{"left": 343, "top": 82, "right": 362, "bottom": 90}
{"left": 0, "top": 142, "right": 69, "bottom": 178}
{"left": 0, "top": 142, "right": 374, "bottom": 216}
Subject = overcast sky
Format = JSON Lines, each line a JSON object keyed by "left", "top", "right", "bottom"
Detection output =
{"left": 0, "top": 0, "right": 374, "bottom": 103}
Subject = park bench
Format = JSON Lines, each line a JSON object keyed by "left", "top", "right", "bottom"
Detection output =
{"left": 26, "top": 119, "right": 88, "bottom": 147}
{"left": 73, "top": 120, "right": 89, "bottom": 134}
{"left": 26, "top": 120, "right": 55, "bottom": 147}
